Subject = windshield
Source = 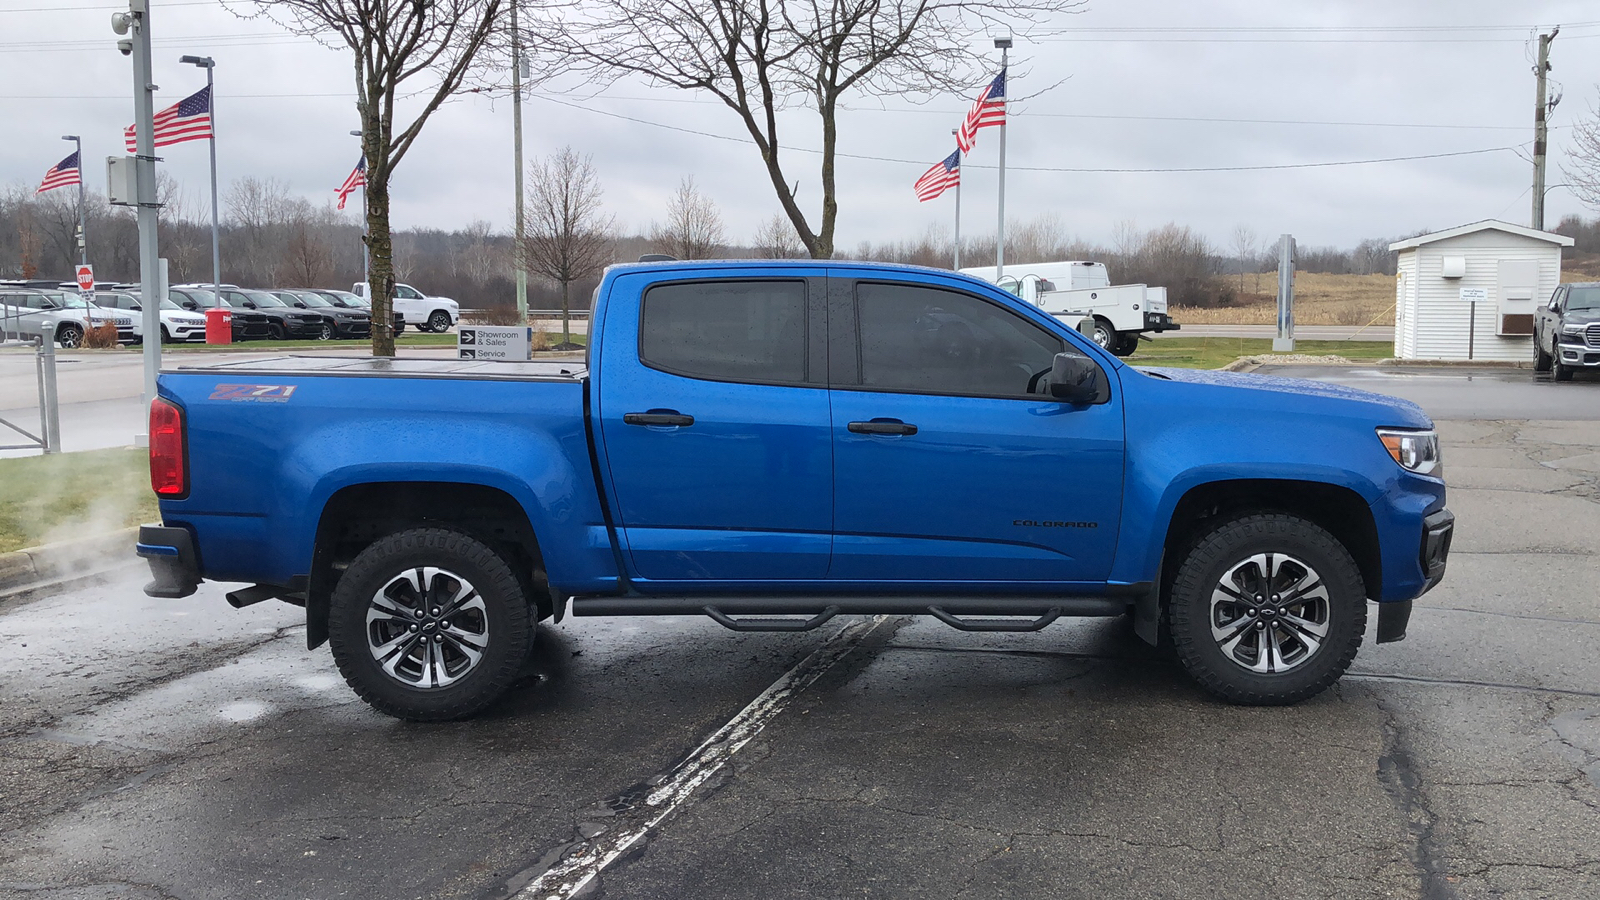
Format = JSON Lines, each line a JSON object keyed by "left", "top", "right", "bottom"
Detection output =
{"left": 183, "top": 290, "right": 220, "bottom": 308}
{"left": 244, "top": 291, "right": 286, "bottom": 307}
{"left": 1567, "top": 286, "right": 1600, "bottom": 312}
{"left": 295, "top": 292, "right": 332, "bottom": 307}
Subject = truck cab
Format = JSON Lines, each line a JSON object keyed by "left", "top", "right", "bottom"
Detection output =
{"left": 1534, "top": 282, "right": 1600, "bottom": 381}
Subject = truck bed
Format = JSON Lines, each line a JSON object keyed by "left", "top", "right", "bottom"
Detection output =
{"left": 174, "top": 355, "right": 587, "bottom": 382}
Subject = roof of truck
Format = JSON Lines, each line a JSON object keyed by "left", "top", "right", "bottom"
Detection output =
{"left": 605, "top": 258, "right": 973, "bottom": 279}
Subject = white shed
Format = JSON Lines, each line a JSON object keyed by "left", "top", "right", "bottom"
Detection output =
{"left": 1389, "top": 221, "right": 1572, "bottom": 361}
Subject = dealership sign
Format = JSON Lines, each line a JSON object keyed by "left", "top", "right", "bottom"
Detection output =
{"left": 458, "top": 326, "right": 534, "bottom": 361}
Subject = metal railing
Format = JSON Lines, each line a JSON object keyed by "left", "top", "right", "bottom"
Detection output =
{"left": 0, "top": 320, "right": 61, "bottom": 454}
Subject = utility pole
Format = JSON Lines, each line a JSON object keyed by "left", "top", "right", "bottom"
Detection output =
{"left": 181, "top": 56, "right": 220, "bottom": 298}
{"left": 511, "top": 1, "right": 528, "bottom": 321}
{"left": 1533, "top": 26, "right": 1559, "bottom": 231}
{"left": 61, "top": 135, "right": 86, "bottom": 267}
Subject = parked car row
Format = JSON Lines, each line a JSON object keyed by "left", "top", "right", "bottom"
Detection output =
{"left": 1, "top": 286, "right": 135, "bottom": 348}
{"left": 349, "top": 281, "right": 458, "bottom": 332}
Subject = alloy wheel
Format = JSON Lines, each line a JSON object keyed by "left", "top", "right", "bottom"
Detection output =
{"left": 1208, "top": 552, "right": 1330, "bottom": 674}
{"left": 365, "top": 567, "right": 491, "bottom": 689}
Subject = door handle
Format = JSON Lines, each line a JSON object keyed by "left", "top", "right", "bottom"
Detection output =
{"left": 624, "top": 411, "right": 694, "bottom": 427}
{"left": 848, "top": 419, "right": 917, "bottom": 436}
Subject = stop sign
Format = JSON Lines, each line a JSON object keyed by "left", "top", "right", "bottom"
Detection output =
{"left": 75, "top": 264, "right": 94, "bottom": 292}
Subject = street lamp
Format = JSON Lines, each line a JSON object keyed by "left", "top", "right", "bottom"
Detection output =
{"left": 993, "top": 36, "right": 1011, "bottom": 278}
{"left": 60, "top": 134, "right": 86, "bottom": 269}
{"left": 180, "top": 54, "right": 220, "bottom": 299}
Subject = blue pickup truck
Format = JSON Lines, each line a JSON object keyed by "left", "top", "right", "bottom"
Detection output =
{"left": 138, "top": 260, "right": 1453, "bottom": 720}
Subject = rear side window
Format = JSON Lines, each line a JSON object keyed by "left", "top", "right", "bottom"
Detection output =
{"left": 641, "top": 280, "right": 807, "bottom": 384}
{"left": 855, "top": 282, "right": 1065, "bottom": 398}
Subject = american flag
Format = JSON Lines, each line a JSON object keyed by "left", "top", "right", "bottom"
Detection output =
{"left": 36, "top": 151, "right": 81, "bottom": 195}
{"left": 124, "top": 85, "right": 213, "bottom": 153}
{"left": 336, "top": 156, "right": 366, "bottom": 211}
{"left": 913, "top": 150, "right": 961, "bottom": 202}
{"left": 955, "top": 69, "right": 1006, "bottom": 153}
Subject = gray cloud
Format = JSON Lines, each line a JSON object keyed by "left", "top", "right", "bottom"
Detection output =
{"left": 3, "top": 0, "right": 1597, "bottom": 257}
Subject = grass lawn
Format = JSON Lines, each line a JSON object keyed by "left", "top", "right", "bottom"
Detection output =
{"left": 1125, "top": 337, "right": 1393, "bottom": 369}
{"left": 0, "top": 448, "right": 156, "bottom": 554}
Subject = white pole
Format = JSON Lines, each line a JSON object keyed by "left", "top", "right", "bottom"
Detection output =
{"left": 72, "top": 136, "right": 87, "bottom": 267}
{"left": 951, "top": 128, "right": 961, "bottom": 270}
{"left": 995, "top": 42, "right": 1010, "bottom": 280}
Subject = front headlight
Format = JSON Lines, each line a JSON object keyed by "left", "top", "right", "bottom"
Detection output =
{"left": 1562, "top": 323, "right": 1585, "bottom": 335}
{"left": 1377, "top": 428, "right": 1441, "bottom": 476}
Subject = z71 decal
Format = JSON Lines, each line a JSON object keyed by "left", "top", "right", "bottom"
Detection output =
{"left": 209, "top": 384, "right": 299, "bottom": 402}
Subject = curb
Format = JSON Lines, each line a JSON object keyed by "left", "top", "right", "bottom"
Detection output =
{"left": 0, "top": 526, "right": 139, "bottom": 594}
{"left": 1376, "top": 358, "right": 1533, "bottom": 369}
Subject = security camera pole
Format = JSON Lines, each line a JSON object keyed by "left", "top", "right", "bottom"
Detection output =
{"left": 116, "top": 0, "right": 162, "bottom": 410}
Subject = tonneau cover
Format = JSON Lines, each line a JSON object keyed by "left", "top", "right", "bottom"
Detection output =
{"left": 169, "top": 355, "right": 586, "bottom": 382}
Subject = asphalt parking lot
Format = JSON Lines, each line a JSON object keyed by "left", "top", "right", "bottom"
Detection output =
{"left": 2, "top": 364, "right": 1598, "bottom": 899}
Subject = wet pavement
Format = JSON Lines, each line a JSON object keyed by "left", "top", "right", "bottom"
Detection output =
{"left": 1, "top": 366, "right": 1599, "bottom": 899}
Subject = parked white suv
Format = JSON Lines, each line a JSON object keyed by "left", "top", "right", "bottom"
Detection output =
{"left": 95, "top": 291, "right": 208, "bottom": 343}
{"left": 0, "top": 289, "right": 134, "bottom": 348}
{"left": 350, "top": 281, "right": 459, "bottom": 332}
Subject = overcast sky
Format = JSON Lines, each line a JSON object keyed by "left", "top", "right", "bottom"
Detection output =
{"left": 3, "top": 0, "right": 1599, "bottom": 256}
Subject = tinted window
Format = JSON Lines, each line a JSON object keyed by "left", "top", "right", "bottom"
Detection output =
{"left": 1568, "top": 285, "right": 1600, "bottom": 312}
{"left": 641, "top": 281, "right": 807, "bottom": 384}
{"left": 855, "top": 283, "right": 1065, "bottom": 398}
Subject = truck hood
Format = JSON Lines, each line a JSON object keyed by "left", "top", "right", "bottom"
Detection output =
{"left": 1133, "top": 366, "right": 1432, "bottom": 428}
{"left": 1562, "top": 310, "right": 1600, "bottom": 326}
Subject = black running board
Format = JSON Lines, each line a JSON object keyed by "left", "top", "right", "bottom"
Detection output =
{"left": 573, "top": 595, "right": 1128, "bottom": 632}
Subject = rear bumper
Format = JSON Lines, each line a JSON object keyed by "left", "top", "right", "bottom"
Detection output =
{"left": 136, "top": 524, "right": 201, "bottom": 598}
{"left": 1144, "top": 311, "right": 1180, "bottom": 333}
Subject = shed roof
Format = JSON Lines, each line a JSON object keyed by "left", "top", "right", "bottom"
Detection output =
{"left": 1388, "top": 219, "right": 1575, "bottom": 252}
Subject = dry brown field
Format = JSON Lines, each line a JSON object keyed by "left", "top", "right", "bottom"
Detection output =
{"left": 1173, "top": 272, "right": 1397, "bottom": 326}
{"left": 1174, "top": 256, "right": 1600, "bottom": 326}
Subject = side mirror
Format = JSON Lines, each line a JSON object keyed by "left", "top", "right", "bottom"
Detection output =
{"left": 182, "top": 301, "right": 197, "bottom": 310}
{"left": 243, "top": 301, "right": 257, "bottom": 309}
{"left": 1049, "top": 351, "right": 1108, "bottom": 404}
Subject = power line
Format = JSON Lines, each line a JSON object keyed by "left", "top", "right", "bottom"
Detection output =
{"left": 0, "top": 1, "right": 217, "bottom": 10}
{"left": 529, "top": 94, "right": 1525, "bottom": 173}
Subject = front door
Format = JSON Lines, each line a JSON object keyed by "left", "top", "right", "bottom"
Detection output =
{"left": 827, "top": 276, "right": 1125, "bottom": 584}
{"left": 595, "top": 274, "right": 832, "bottom": 582}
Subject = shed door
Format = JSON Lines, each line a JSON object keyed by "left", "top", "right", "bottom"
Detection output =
{"left": 1497, "top": 259, "right": 1540, "bottom": 336}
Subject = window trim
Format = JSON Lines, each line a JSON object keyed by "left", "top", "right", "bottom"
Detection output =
{"left": 842, "top": 278, "right": 1082, "bottom": 403}
{"left": 636, "top": 277, "right": 820, "bottom": 389}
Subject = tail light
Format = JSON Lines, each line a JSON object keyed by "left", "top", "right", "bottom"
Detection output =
{"left": 149, "top": 398, "right": 188, "bottom": 498}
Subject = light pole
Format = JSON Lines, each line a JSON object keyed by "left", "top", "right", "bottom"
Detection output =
{"left": 180, "top": 55, "right": 220, "bottom": 297}
{"left": 60, "top": 135, "right": 86, "bottom": 269}
{"left": 511, "top": 1, "right": 528, "bottom": 321}
{"left": 351, "top": 129, "right": 368, "bottom": 288}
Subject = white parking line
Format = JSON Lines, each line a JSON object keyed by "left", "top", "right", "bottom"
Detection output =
{"left": 514, "top": 616, "right": 888, "bottom": 900}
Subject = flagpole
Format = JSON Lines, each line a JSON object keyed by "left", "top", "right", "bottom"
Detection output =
{"left": 951, "top": 129, "right": 962, "bottom": 270}
{"left": 994, "top": 39, "right": 1010, "bottom": 281}
{"left": 62, "top": 135, "right": 86, "bottom": 268}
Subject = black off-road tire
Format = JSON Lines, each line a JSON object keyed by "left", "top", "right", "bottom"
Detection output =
{"left": 328, "top": 528, "right": 533, "bottom": 721}
{"left": 1168, "top": 513, "right": 1366, "bottom": 706}
{"left": 427, "top": 310, "right": 453, "bottom": 333}
{"left": 1113, "top": 333, "right": 1140, "bottom": 357}
{"left": 268, "top": 322, "right": 287, "bottom": 341}
{"left": 1534, "top": 338, "right": 1552, "bottom": 374}
{"left": 1552, "top": 353, "right": 1573, "bottom": 382}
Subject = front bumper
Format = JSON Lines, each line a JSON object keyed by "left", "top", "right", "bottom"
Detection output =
{"left": 1144, "top": 311, "right": 1180, "bottom": 333}
{"left": 1555, "top": 341, "right": 1600, "bottom": 367}
{"left": 136, "top": 523, "right": 201, "bottom": 598}
{"left": 335, "top": 318, "right": 371, "bottom": 337}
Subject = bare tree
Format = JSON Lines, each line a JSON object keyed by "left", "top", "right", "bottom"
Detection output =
{"left": 1564, "top": 96, "right": 1600, "bottom": 211}
{"left": 650, "top": 177, "right": 724, "bottom": 260}
{"left": 530, "top": 0, "right": 1082, "bottom": 259}
{"left": 520, "top": 147, "right": 615, "bottom": 348}
{"left": 233, "top": 0, "right": 507, "bottom": 355}
{"left": 752, "top": 212, "right": 803, "bottom": 258}
{"left": 1230, "top": 224, "right": 1257, "bottom": 295}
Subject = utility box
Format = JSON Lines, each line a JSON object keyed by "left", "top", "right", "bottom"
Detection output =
{"left": 106, "top": 156, "right": 139, "bottom": 207}
{"left": 1390, "top": 220, "right": 1572, "bottom": 361}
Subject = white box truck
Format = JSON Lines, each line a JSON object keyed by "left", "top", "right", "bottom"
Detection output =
{"left": 960, "top": 261, "right": 1179, "bottom": 356}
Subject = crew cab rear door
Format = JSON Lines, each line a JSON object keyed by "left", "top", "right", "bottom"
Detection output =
{"left": 825, "top": 271, "right": 1125, "bottom": 583}
{"left": 594, "top": 271, "right": 833, "bottom": 582}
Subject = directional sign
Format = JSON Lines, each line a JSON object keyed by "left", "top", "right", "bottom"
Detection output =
{"left": 75, "top": 264, "right": 94, "bottom": 292}
{"left": 457, "top": 326, "right": 533, "bottom": 361}
{"left": 1459, "top": 287, "right": 1488, "bottom": 304}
